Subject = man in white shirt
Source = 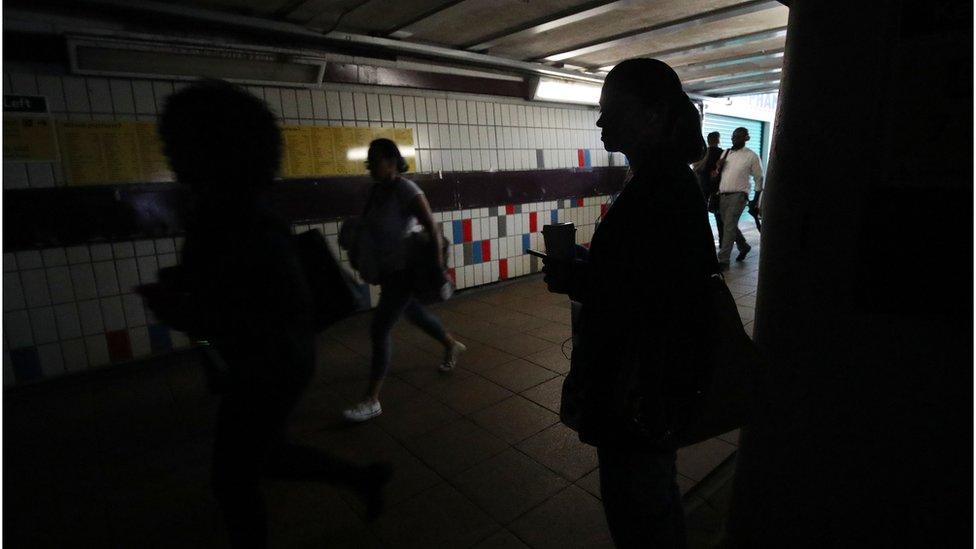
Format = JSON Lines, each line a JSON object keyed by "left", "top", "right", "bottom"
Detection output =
{"left": 716, "top": 127, "right": 764, "bottom": 268}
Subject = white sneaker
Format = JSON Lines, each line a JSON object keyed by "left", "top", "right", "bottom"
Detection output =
{"left": 439, "top": 341, "right": 467, "bottom": 372}
{"left": 343, "top": 400, "right": 382, "bottom": 422}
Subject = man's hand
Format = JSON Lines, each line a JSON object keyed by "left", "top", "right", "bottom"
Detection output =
{"left": 542, "top": 245, "right": 589, "bottom": 295}
{"left": 749, "top": 191, "right": 762, "bottom": 215}
{"left": 542, "top": 257, "right": 573, "bottom": 294}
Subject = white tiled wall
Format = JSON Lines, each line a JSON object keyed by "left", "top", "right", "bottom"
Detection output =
{"left": 2, "top": 196, "right": 612, "bottom": 385}
{"left": 3, "top": 67, "right": 627, "bottom": 190}
{"left": 3, "top": 65, "right": 621, "bottom": 385}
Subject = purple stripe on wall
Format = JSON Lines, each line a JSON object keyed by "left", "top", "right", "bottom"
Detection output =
{"left": 3, "top": 167, "right": 627, "bottom": 251}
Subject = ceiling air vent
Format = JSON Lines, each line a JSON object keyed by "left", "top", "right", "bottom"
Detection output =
{"left": 67, "top": 35, "right": 326, "bottom": 85}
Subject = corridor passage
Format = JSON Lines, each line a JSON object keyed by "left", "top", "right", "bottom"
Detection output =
{"left": 4, "top": 231, "right": 759, "bottom": 548}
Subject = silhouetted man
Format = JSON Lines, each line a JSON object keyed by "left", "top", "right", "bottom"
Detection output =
{"left": 692, "top": 131, "right": 725, "bottom": 243}
{"left": 716, "top": 127, "right": 764, "bottom": 268}
{"left": 142, "top": 80, "right": 390, "bottom": 548}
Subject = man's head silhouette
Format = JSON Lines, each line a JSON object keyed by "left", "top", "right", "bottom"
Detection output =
{"left": 159, "top": 79, "right": 281, "bottom": 194}
{"left": 731, "top": 127, "right": 750, "bottom": 150}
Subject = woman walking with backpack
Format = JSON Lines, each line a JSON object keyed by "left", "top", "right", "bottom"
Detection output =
{"left": 342, "top": 139, "right": 466, "bottom": 422}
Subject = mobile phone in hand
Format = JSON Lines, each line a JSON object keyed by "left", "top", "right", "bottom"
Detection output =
{"left": 525, "top": 249, "right": 548, "bottom": 260}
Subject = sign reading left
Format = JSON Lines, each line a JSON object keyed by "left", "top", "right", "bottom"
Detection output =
{"left": 4, "top": 94, "right": 48, "bottom": 114}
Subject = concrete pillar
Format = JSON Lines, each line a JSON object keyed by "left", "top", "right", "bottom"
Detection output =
{"left": 728, "top": 1, "right": 972, "bottom": 546}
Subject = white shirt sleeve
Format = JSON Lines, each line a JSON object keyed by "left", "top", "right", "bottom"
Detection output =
{"left": 751, "top": 153, "right": 765, "bottom": 195}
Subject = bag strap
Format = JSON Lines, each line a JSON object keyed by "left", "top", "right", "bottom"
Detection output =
{"left": 364, "top": 177, "right": 411, "bottom": 217}
{"left": 361, "top": 182, "right": 382, "bottom": 217}
{"left": 712, "top": 148, "right": 732, "bottom": 179}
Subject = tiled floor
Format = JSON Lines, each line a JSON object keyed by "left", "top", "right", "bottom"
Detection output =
{"left": 3, "top": 226, "right": 760, "bottom": 548}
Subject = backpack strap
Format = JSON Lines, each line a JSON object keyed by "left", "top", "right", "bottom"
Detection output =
{"left": 362, "top": 183, "right": 380, "bottom": 217}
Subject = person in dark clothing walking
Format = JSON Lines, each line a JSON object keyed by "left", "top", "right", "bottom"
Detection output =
{"left": 692, "top": 131, "right": 725, "bottom": 243}
{"left": 141, "top": 80, "right": 391, "bottom": 548}
{"left": 543, "top": 59, "right": 719, "bottom": 548}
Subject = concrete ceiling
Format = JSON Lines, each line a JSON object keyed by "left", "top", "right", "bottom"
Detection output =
{"left": 296, "top": 0, "right": 789, "bottom": 96}
{"left": 32, "top": 0, "right": 791, "bottom": 97}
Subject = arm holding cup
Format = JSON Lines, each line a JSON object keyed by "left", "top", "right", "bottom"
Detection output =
{"left": 538, "top": 223, "right": 589, "bottom": 301}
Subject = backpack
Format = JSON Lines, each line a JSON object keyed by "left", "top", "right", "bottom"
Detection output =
{"left": 292, "top": 228, "right": 368, "bottom": 331}
{"left": 341, "top": 180, "right": 453, "bottom": 300}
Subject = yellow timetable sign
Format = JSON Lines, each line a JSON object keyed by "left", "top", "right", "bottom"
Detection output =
{"left": 3, "top": 116, "right": 58, "bottom": 162}
{"left": 280, "top": 126, "right": 415, "bottom": 177}
{"left": 58, "top": 121, "right": 172, "bottom": 186}
{"left": 56, "top": 122, "right": 414, "bottom": 185}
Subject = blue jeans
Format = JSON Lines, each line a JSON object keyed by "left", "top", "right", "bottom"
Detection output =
{"left": 371, "top": 272, "right": 447, "bottom": 381}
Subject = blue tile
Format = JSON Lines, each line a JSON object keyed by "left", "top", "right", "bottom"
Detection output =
{"left": 550, "top": 210, "right": 558, "bottom": 224}
{"left": 10, "top": 348, "right": 42, "bottom": 383}
{"left": 452, "top": 220, "right": 464, "bottom": 244}
{"left": 522, "top": 234, "right": 530, "bottom": 252}
{"left": 583, "top": 149, "right": 592, "bottom": 167}
{"left": 148, "top": 324, "right": 172, "bottom": 352}
{"left": 472, "top": 241, "right": 483, "bottom": 264}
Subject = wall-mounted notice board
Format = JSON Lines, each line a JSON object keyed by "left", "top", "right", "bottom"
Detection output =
{"left": 58, "top": 121, "right": 171, "bottom": 186}
{"left": 3, "top": 117, "right": 59, "bottom": 162}
{"left": 57, "top": 121, "right": 415, "bottom": 186}
{"left": 279, "top": 126, "right": 415, "bottom": 177}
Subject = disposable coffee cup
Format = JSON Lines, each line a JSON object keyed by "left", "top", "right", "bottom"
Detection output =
{"left": 542, "top": 222, "right": 576, "bottom": 261}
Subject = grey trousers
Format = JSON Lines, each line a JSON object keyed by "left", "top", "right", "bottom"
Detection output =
{"left": 717, "top": 192, "right": 749, "bottom": 263}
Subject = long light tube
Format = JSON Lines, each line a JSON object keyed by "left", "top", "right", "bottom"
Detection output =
{"left": 532, "top": 78, "right": 602, "bottom": 105}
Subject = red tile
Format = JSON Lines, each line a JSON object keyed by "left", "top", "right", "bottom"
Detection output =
{"left": 601, "top": 203, "right": 608, "bottom": 217}
{"left": 576, "top": 198, "right": 585, "bottom": 207}
{"left": 505, "top": 204, "right": 515, "bottom": 215}
{"left": 106, "top": 330, "right": 133, "bottom": 363}
{"left": 499, "top": 259, "right": 508, "bottom": 280}
{"left": 447, "top": 268, "right": 457, "bottom": 285}
{"left": 577, "top": 149, "right": 585, "bottom": 167}
{"left": 462, "top": 219, "right": 473, "bottom": 242}
{"left": 482, "top": 240, "right": 492, "bottom": 261}
{"left": 529, "top": 212, "right": 538, "bottom": 233}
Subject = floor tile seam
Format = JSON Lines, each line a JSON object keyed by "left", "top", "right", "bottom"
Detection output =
{"left": 435, "top": 466, "right": 533, "bottom": 534}
{"left": 523, "top": 351, "right": 572, "bottom": 376}
{"left": 414, "top": 439, "right": 511, "bottom": 486}
{"left": 680, "top": 450, "right": 738, "bottom": 504}
{"left": 474, "top": 333, "right": 556, "bottom": 358}
{"left": 505, "top": 426, "right": 577, "bottom": 480}
{"left": 466, "top": 525, "right": 509, "bottom": 548}
{"left": 461, "top": 389, "right": 559, "bottom": 431}
{"left": 413, "top": 370, "right": 515, "bottom": 416}
{"left": 363, "top": 480, "right": 499, "bottom": 545}
{"left": 511, "top": 434, "right": 597, "bottom": 485}
{"left": 501, "top": 483, "right": 581, "bottom": 533}
{"left": 509, "top": 372, "right": 561, "bottom": 399}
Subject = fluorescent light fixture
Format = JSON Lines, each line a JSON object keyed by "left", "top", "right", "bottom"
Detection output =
{"left": 531, "top": 78, "right": 602, "bottom": 105}
{"left": 68, "top": 36, "right": 326, "bottom": 85}
{"left": 346, "top": 146, "right": 417, "bottom": 161}
{"left": 598, "top": 65, "right": 616, "bottom": 72}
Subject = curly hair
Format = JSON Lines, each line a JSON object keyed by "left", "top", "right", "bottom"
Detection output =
{"left": 158, "top": 79, "right": 281, "bottom": 191}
